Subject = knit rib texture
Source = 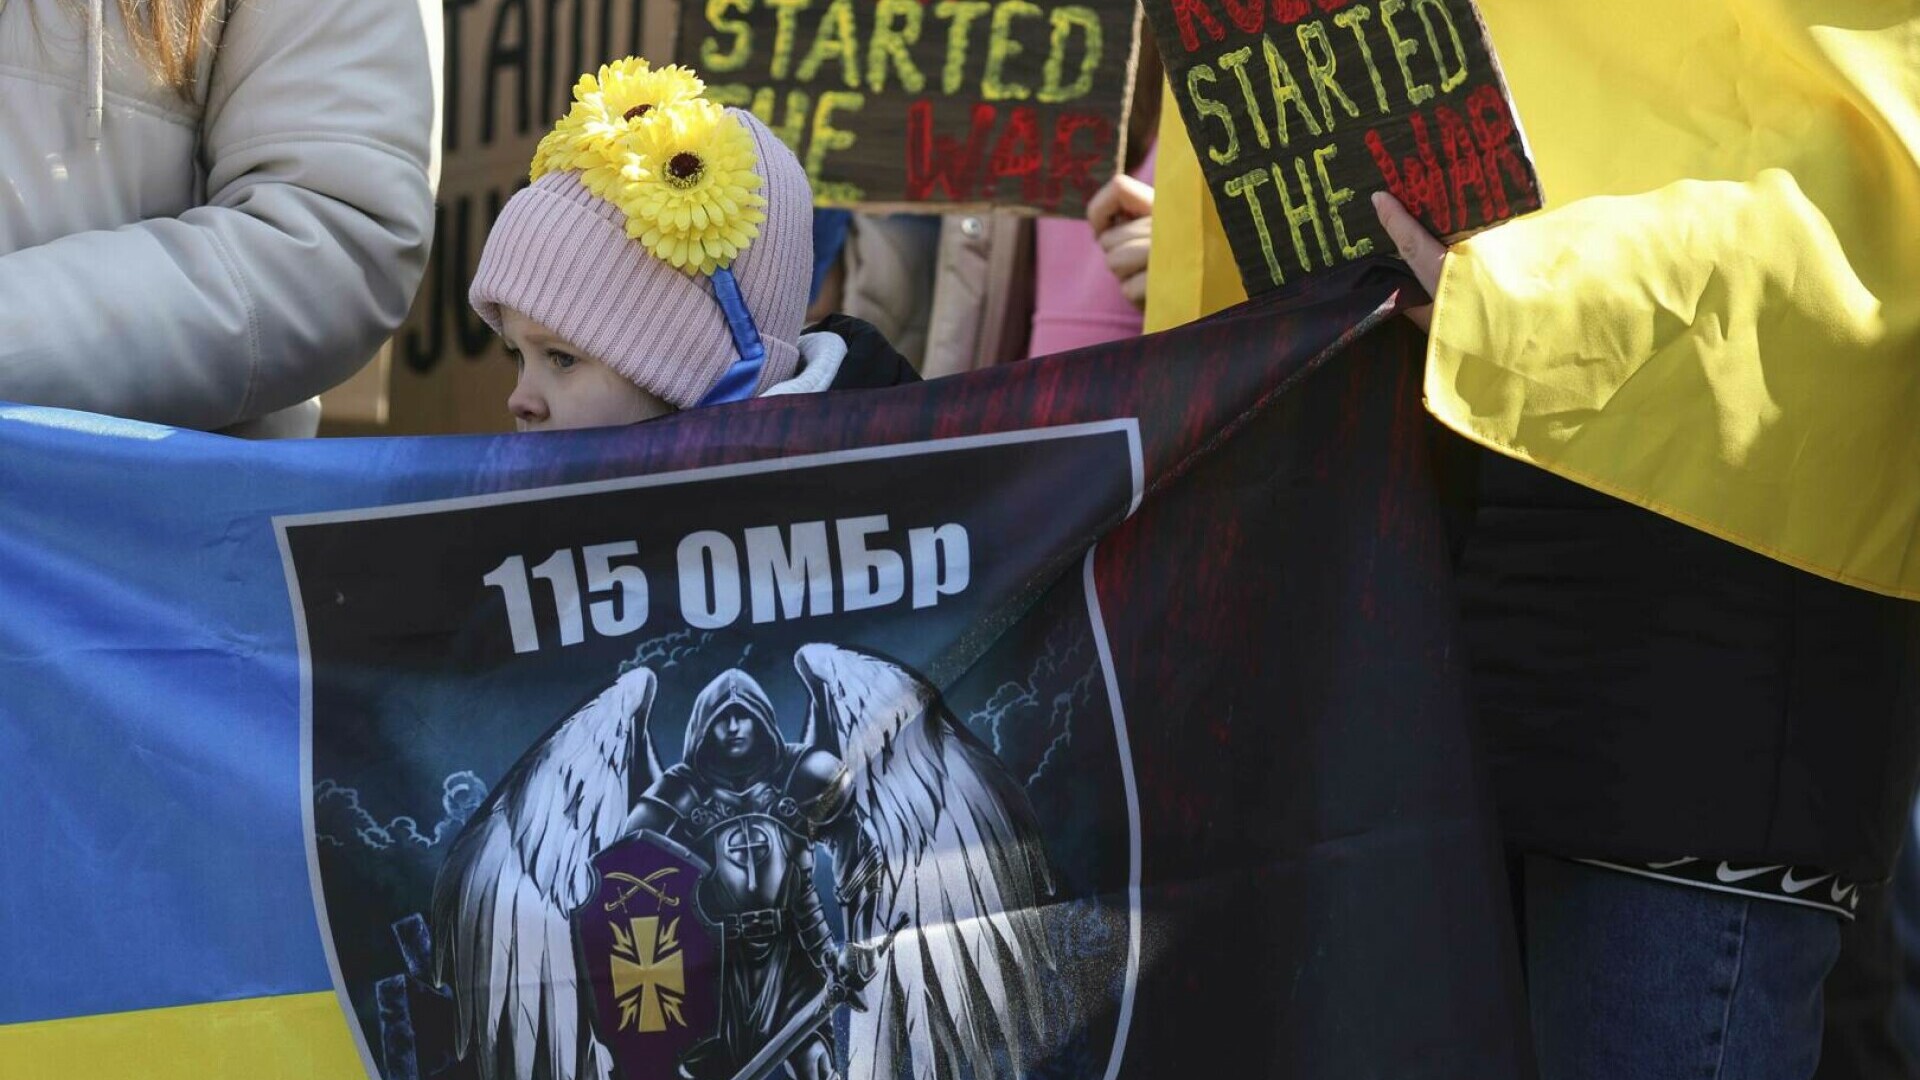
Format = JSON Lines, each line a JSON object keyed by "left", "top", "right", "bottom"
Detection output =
{"left": 469, "top": 110, "right": 812, "bottom": 407}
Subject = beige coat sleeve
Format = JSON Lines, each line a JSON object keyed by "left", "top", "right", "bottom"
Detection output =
{"left": 921, "top": 212, "right": 1033, "bottom": 378}
{"left": 835, "top": 214, "right": 940, "bottom": 369}
{"left": 0, "top": 0, "right": 440, "bottom": 431}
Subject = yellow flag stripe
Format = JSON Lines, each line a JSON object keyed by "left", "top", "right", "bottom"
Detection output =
{"left": 0, "top": 992, "right": 366, "bottom": 1080}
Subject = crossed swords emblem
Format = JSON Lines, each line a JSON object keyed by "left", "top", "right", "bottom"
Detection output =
{"left": 604, "top": 868, "right": 680, "bottom": 913}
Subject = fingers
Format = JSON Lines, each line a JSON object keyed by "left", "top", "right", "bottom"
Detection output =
{"left": 1097, "top": 215, "right": 1151, "bottom": 256}
{"left": 1370, "top": 191, "right": 1444, "bottom": 331}
{"left": 1087, "top": 174, "right": 1155, "bottom": 234}
{"left": 1370, "top": 191, "right": 1446, "bottom": 297}
{"left": 1104, "top": 235, "right": 1151, "bottom": 282}
{"left": 1085, "top": 179, "right": 1155, "bottom": 311}
{"left": 1111, "top": 174, "right": 1155, "bottom": 215}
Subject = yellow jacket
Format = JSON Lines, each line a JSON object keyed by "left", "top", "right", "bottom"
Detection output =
{"left": 1146, "top": 1, "right": 1920, "bottom": 600}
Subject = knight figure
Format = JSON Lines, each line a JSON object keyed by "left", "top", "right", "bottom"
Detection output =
{"left": 431, "top": 644, "right": 1059, "bottom": 1080}
{"left": 620, "top": 669, "right": 847, "bottom": 1080}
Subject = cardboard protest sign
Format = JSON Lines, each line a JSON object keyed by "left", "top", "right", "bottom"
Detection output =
{"left": 1142, "top": 0, "right": 1540, "bottom": 295}
{"left": 675, "top": 0, "right": 1144, "bottom": 215}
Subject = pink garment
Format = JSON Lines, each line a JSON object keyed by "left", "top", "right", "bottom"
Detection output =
{"left": 1027, "top": 142, "right": 1157, "bottom": 359}
{"left": 469, "top": 110, "right": 813, "bottom": 407}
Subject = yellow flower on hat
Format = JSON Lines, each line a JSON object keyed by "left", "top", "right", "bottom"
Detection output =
{"left": 528, "top": 123, "right": 575, "bottom": 182}
{"left": 529, "top": 59, "right": 706, "bottom": 188}
{"left": 524, "top": 59, "right": 764, "bottom": 277}
{"left": 610, "top": 99, "right": 766, "bottom": 275}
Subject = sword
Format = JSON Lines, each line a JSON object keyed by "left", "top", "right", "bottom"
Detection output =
{"left": 723, "top": 985, "right": 833, "bottom": 1080}
{"left": 605, "top": 868, "right": 680, "bottom": 912}
{"left": 721, "top": 915, "right": 908, "bottom": 1080}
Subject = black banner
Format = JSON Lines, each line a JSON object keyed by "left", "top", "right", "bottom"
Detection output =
{"left": 281, "top": 260, "right": 1532, "bottom": 1078}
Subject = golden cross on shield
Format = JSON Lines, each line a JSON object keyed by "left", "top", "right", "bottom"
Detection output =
{"left": 609, "top": 915, "right": 687, "bottom": 1033}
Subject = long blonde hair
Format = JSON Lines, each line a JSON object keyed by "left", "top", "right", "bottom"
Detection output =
{"left": 88, "top": 0, "right": 220, "bottom": 97}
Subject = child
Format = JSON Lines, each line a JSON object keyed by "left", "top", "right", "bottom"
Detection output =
{"left": 470, "top": 60, "right": 917, "bottom": 431}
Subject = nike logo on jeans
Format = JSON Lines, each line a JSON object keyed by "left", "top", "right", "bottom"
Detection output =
{"left": 1715, "top": 862, "right": 1784, "bottom": 884}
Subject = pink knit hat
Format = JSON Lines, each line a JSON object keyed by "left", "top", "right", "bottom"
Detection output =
{"left": 470, "top": 108, "right": 813, "bottom": 407}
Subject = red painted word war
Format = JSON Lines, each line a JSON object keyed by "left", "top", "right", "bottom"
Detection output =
{"left": 678, "top": 0, "right": 1143, "bottom": 214}
{"left": 1168, "top": 0, "right": 1361, "bottom": 54}
{"left": 906, "top": 101, "right": 1116, "bottom": 206}
{"left": 1364, "top": 83, "right": 1530, "bottom": 235}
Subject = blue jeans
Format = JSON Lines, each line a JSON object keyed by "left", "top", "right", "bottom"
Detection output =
{"left": 1896, "top": 803, "right": 1920, "bottom": 1066}
{"left": 1523, "top": 855, "right": 1844, "bottom": 1080}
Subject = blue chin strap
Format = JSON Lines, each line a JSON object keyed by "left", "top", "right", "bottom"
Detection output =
{"left": 692, "top": 266, "right": 768, "bottom": 408}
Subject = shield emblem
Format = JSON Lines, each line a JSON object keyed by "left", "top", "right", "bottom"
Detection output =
{"left": 573, "top": 830, "right": 720, "bottom": 1077}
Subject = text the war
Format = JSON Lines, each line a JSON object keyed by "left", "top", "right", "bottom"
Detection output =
{"left": 678, "top": 0, "right": 1143, "bottom": 214}
{"left": 1142, "top": 0, "right": 1539, "bottom": 294}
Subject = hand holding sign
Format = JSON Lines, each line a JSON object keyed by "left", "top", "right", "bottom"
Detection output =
{"left": 1371, "top": 190, "right": 1442, "bottom": 331}
{"left": 1140, "top": 0, "right": 1538, "bottom": 296}
{"left": 1089, "top": 173, "right": 1156, "bottom": 309}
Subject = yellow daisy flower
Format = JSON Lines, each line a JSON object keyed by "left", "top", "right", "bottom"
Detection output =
{"left": 533, "top": 60, "right": 707, "bottom": 194}
{"left": 612, "top": 99, "right": 765, "bottom": 275}
{"left": 545, "top": 62, "right": 702, "bottom": 186}
{"left": 528, "top": 122, "right": 575, "bottom": 181}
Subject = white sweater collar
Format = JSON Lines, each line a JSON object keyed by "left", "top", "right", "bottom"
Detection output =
{"left": 760, "top": 331, "right": 847, "bottom": 397}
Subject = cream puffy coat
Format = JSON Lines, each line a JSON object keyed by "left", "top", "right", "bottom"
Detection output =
{"left": 0, "top": 0, "right": 439, "bottom": 436}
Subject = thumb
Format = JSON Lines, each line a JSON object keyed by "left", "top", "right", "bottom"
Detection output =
{"left": 1088, "top": 174, "right": 1154, "bottom": 233}
{"left": 1370, "top": 191, "right": 1446, "bottom": 298}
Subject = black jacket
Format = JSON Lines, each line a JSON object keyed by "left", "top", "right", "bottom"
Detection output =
{"left": 802, "top": 314, "right": 920, "bottom": 391}
{"left": 1455, "top": 444, "right": 1920, "bottom": 885}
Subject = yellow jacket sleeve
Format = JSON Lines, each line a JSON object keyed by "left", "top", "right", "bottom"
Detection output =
{"left": 1146, "top": 2, "right": 1920, "bottom": 599}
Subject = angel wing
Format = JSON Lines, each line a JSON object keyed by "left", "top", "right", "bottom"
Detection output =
{"left": 794, "top": 644, "right": 1057, "bottom": 1080}
{"left": 429, "top": 665, "right": 660, "bottom": 1080}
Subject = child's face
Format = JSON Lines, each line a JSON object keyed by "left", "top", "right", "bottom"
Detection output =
{"left": 499, "top": 307, "right": 675, "bottom": 432}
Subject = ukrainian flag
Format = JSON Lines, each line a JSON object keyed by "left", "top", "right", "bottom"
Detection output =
{"left": 1147, "top": 0, "right": 1920, "bottom": 599}
{"left": 0, "top": 410, "right": 506, "bottom": 1079}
